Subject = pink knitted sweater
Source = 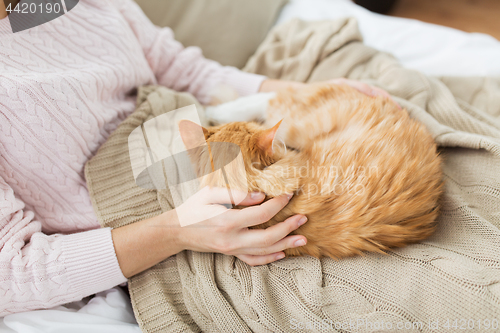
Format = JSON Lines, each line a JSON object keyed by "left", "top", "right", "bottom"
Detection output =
{"left": 0, "top": 0, "right": 265, "bottom": 316}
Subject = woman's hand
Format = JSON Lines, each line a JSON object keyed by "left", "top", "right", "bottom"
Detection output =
{"left": 325, "top": 78, "right": 393, "bottom": 99}
{"left": 259, "top": 78, "right": 398, "bottom": 106}
{"left": 171, "top": 187, "right": 308, "bottom": 266}
{"left": 111, "top": 186, "right": 306, "bottom": 277}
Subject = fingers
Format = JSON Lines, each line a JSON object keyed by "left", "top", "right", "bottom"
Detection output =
{"left": 237, "top": 234, "right": 307, "bottom": 258}
{"left": 329, "top": 78, "right": 391, "bottom": 98}
{"left": 237, "top": 214, "right": 308, "bottom": 253}
{"left": 196, "top": 186, "right": 265, "bottom": 206}
{"left": 232, "top": 193, "right": 293, "bottom": 228}
{"left": 233, "top": 216, "right": 309, "bottom": 266}
{"left": 349, "top": 81, "right": 379, "bottom": 97}
{"left": 237, "top": 192, "right": 266, "bottom": 206}
{"left": 331, "top": 79, "right": 402, "bottom": 109}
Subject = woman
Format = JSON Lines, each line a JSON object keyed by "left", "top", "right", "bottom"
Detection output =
{"left": 0, "top": 0, "right": 389, "bottom": 315}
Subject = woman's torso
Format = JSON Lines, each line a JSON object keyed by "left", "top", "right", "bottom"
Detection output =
{"left": 0, "top": 0, "right": 155, "bottom": 233}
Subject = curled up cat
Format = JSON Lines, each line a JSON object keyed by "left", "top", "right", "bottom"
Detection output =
{"left": 178, "top": 83, "right": 443, "bottom": 259}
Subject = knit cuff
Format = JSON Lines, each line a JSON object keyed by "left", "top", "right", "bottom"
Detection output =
{"left": 61, "top": 228, "right": 127, "bottom": 299}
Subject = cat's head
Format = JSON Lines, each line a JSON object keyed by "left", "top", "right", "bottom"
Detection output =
{"left": 178, "top": 120, "right": 284, "bottom": 189}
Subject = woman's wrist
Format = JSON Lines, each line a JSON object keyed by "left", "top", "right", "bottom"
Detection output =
{"left": 111, "top": 210, "right": 183, "bottom": 278}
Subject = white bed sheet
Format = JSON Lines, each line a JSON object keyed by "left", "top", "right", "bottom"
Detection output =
{"left": 2, "top": 1, "right": 500, "bottom": 332}
{"left": 0, "top": 287, "right": 140, "bottom": 333}
{"left": 276, "top": 0, "right": 500, "bottom": 77}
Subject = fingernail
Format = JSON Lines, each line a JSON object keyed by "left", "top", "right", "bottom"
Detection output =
{"left": 276, "top": 253, "right": 285, "bottom": 260}
{"left": 251, "top": 192, "right": 264, "bottom": 199}
{"left": 286, "top": 193, "right": 293, "bottom": 200}
{"left": 294, "top": 239, "right": 306, "bottom": 247}
{"left": 298, "top": 216, "right": 307, "bottom": 226}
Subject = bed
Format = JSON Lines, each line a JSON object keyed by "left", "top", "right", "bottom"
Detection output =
{"left": 2, "top": 0, "right": 500, "bottom": 332}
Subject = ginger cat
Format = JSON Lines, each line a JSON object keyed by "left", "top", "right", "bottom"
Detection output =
{"left": 179, "top": 84, "right": 443, "bottom": 259}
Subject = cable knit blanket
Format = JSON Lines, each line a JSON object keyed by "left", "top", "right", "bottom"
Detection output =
{"left": 85, "top": 18, "right": 500, "bottom": 333}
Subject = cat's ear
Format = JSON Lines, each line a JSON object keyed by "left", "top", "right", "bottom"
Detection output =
{"left": 257, "top": 119, "right": 283, "bottom": 155}
{"left": 178, "top": 120, "right": 209, "bottom": 150}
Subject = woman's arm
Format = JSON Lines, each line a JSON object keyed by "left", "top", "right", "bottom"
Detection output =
{"left": 0, "top": 175, "right": 127, "bottom": 316}
{"left": 1, "top": 172, "right": 304, "bottom": 315}
{"left": 110, "top": 0, "right": 395, "bottom": 104}
{"left": 259, "top": 78, "right": 395, "bottom": 99}
{"left": 112, "top": 187, "right": 307, "bottom": 277}
{"left": 111, "top": 0, "right": 266, "bottom": 104}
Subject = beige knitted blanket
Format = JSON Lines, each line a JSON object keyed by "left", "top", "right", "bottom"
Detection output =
{"left": 85, "top": 18, "right": 500, "bottom": 333}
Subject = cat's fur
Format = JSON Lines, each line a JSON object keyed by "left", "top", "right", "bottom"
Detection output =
{"left": 179, "top": 84, "right": 443, "bottom": 259}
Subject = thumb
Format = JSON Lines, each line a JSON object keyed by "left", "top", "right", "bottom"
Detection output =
{"left": 198, "top": 186, "right": 265, "bottom": 206}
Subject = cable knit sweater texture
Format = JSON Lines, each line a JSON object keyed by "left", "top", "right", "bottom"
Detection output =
{"left": 0, "top": 0, "right": 265, "bottom": 316}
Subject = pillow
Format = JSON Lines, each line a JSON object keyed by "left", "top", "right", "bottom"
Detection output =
{"left": 134, "top": 0, "right": 288, "bottom": 68}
